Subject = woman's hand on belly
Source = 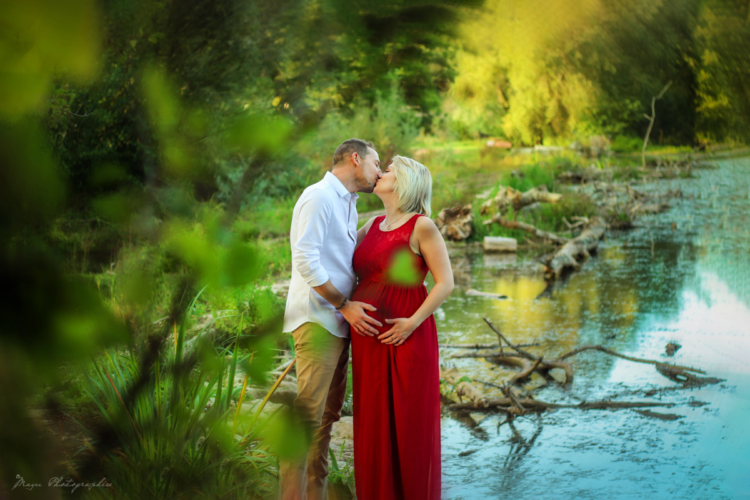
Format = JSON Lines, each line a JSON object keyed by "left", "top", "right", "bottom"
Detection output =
{"left": 377, "top": 317, "right": 416, "bottom": 346}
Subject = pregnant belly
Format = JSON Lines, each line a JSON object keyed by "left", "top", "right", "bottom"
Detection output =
{"left": 351, "top": 280, "right": 427, "bottom": 329}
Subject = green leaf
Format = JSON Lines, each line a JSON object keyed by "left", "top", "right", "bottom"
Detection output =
{"left": 221, "top": 113, "right": 293, "bottom": 155}
{"left": 386, "top": 248, "right": 422, "bottom": 285}
{"left": 221, "top": 242, "right": 262, "bottom": 287}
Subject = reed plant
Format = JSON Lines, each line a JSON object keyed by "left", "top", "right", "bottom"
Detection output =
{"left": 66, "top": 291, "right": 297, "bottom": 499}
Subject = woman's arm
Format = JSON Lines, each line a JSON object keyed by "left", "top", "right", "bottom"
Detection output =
{"left": 378, "top": 217, "right": 454, "bottom": 346}
{"left": 355, "top": 216, "right": 377, "bottom": 250}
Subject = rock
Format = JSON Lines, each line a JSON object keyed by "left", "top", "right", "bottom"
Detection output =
{"left": 271, "top": 279, "right": 290, "bottom": 297}
{"left": 665, "top": 342, "right": 682, "bottom": 356}
{"left": 483, "top": 236, "right": 517, "bottom": 253}
{"left": 330, "top": 416, "right": 354, "bottom": 465}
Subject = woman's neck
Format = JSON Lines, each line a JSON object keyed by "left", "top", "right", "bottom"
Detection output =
{"left": 381, "top": 196, "right": 403, "bottom": 224}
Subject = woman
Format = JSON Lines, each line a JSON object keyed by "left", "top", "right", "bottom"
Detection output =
{"left": 350, "top": 155, "right": 454, "bottom": 500}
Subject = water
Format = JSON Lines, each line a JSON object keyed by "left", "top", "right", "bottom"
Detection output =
{"left": 437, "top": 158, "right": 750, "bottom": 499}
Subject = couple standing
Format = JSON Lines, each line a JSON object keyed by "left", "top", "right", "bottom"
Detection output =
{"left": 280, "top": 139, "right": 454, "bottom": 500}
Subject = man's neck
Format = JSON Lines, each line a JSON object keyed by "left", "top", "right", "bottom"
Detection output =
{"left": 331, "top": 167, "right": 357, "bottom": 193}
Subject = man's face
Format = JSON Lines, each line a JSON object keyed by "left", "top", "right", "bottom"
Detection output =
{"left": 355, "top": 147, "right": 382, "bottom": 193}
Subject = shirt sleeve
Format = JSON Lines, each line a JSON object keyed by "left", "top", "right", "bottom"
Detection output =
{"left": 292, "top": 189, "right": 333, "bottom": 287}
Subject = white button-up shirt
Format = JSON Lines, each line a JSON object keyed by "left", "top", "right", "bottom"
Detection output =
{"left": 283, "top": 171, "right": 359, "bottom": 338}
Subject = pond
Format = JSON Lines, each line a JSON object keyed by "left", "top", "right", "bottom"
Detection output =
{"left": 436, "top": 157, "right": 750, "bottom": 499}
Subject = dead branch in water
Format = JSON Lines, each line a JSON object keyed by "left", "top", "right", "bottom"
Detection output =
{"left": 440, "top": 342, "right": 539, "bottom": 350}
{"left": 459, "top": 320, "right": 719, "bottom": 389}
{"left": 558, "top": 345, "right": 705, "bottom": 374}
{"left": 483, "top": 318, "right": 538, "bottom": 361}
{"left": 448, "top": 398, "right": 678, "bottom": 412}
{"left": 655, "top": 364, "right": 724, "bottom": 387}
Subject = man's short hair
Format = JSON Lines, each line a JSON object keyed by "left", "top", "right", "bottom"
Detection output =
{"left": 333, "top": 138, "right": 375, "bottom": 166}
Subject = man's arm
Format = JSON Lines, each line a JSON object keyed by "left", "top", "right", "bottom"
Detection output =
{"left": 312, "top": 281, "right": 382, "bottom": 336}
{"left": 355, "top": 216, "right": 377, "bottom": 249}
{"left": 293, "top": 190, "right": 382, "bottom": 336}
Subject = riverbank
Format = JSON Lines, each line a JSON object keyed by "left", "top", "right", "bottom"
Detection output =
{"left": 38, "top": 144, "right": 748, "bottom": 499}
{"left": 437, "top": 155, "right": 750, "bottom": 499}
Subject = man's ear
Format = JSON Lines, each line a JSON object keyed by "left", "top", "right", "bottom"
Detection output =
{"left": 351, "top": 152, "right": 360, "bottom": 166}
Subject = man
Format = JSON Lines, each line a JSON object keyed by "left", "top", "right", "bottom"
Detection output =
{"left": 280, "top": 139, "right": 384, "bottom": 500}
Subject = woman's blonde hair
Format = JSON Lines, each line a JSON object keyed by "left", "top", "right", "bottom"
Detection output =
{"left": 391, "top": 155, "right": 432, "bottom": 217}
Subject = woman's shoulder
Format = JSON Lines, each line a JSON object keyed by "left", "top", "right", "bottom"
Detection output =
{"left": 414, "top": 214, "right": 438, "bottom": 233}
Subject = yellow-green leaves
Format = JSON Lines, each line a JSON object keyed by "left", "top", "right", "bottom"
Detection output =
{"left": 386, "top": 248, "right": 422, "bottom": 285}
{"left": 239, "top": 335, "right": 276, "bottom": 385}
{"left": 0, "top": 0, "right": 101, "bottom": 120}
{"left": 142, "top": 65, "right": 209, "bottom": 180}
{"left": 220, "top": 113, "right": 293, "bottom": 156}
{"left": 164, "top": 216, "right": 263, "bottom": 290}
{"left": 0, "top": 119, "right": 65, "bottom": 226}
{"left": 263, "top": 407, "right": 311, "bottom": 460}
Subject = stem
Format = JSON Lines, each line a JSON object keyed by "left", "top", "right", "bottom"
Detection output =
{"left": 248, "top": 358, "right": 297, "bottom": 432}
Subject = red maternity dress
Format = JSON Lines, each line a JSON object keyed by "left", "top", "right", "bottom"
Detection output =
{"left": 350, "top": 214, "right": 441, "bottom": 500}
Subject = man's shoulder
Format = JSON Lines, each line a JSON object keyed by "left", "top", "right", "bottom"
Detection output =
{"left": 299, "top": 178, "right": 336, "bottom": 204}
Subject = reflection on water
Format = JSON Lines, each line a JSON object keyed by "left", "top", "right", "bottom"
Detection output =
{"left": 438, "top": 159, "right": 750, "bottom": 500}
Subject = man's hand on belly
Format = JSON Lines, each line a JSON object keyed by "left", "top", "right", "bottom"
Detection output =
{"left": 341, "top": 301, "right": 382, "bottom": 337}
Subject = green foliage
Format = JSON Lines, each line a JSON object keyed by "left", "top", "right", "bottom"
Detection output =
{"left": 328, "top": 442, "right": 356, "bottom": 495}
{"left": 694, "top": 0, "right": 750, "bottom": 142}
{"left": 610, "top": 136, "right": 645, "bottom": 153}
{"left": 443, "top": 0, "right": 749, "bottom": 145}
{"left": 302, "top": 79, "right": 422, "bottom": 166}
{"left": 73, "top": 345, "right": 280, "bottom": 499}
{"left": 474, "top": 159, "right": 598, "bottom": 243}
{"left": 500, "top": 164, "right": 556, "bottom": 193}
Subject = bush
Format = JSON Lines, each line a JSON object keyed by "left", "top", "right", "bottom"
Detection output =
{"left": 610, "top": 136, "right": 643, "bottom": 153}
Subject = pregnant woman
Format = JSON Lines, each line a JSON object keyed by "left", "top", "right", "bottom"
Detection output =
{"left": 350, "top": 155, "right": 454, "bottom": 500}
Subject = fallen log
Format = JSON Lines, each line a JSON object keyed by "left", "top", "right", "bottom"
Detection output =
{"left": 435, "top": 203, "right": 474, "bottom": 241}
{"left": 483, "top": 215, "right": 569, "bottom": 245}
{"left": 544, "top": 216, "right": 608, "bottom": 280}
{"left": 480, "top": 185, "right": 562, "bottom": 215}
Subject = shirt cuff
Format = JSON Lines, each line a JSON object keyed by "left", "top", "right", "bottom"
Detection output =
{"left": 305, "top": 268, "right": 329, "bottom": 288}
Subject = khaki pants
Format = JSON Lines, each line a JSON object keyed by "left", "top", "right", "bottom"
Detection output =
{"left": 279, "top": 322, "right": 349, "bottom": 500}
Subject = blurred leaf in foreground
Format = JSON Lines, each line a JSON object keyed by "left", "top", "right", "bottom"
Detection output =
{"left": 0, "top": 0, "right": 100, "bottom": 120}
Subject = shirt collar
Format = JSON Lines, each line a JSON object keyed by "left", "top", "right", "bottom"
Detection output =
{"left": 324, "top": 171, "right": 358, "bottom": 200}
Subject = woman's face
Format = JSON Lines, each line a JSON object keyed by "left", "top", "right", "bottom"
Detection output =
{"left": 373, "top": 162, "right": 396, "bottom": 197}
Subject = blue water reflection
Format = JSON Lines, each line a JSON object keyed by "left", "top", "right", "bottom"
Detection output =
{"left": 439, "top": 158, "right": 750, "bottom": 499}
